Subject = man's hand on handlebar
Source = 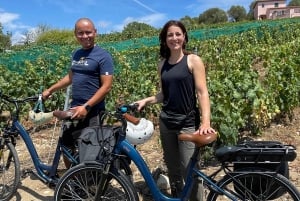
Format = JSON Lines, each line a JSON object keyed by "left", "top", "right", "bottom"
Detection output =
{"left": 42, "top": 90, "right": 52, "bottom": 100}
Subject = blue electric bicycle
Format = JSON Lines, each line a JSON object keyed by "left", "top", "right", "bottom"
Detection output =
{"left": 0, "top": 89, "right": 82, "bottom": 201}
{"left": 54, "top": 104, "right": 300, "bottom": 201}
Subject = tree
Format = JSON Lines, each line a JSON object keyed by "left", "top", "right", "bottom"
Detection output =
{"left": 198, "top": 8, "right": 228, "bottom": 24}
{"left": 121, "top": 22, "right": 157, "bottom": 39}
{"left": 123, "top": 22, "right": 155, "bottom": 31}
{"left": 0, "top": 22, "right": 11, "bottom": 51}
{"left": 247, "top": 1, "right": 256, "bottom": 20}
{"left": 180, "top": 16, "right": 198, "bottom": 30}
{"left": 227, "top": 5, "right": 247, "bottom": 22}
{"left": 23, "top": 24, "right": 52, "bottom": 45}
{"left": 288, "top": 0, "right": 300, "bottom": 6}
{"left": 35, "top": 29, "right": 74, "bottom": 45}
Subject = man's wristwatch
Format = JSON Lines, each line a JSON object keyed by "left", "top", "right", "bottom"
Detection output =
{"left": 83, "top": 103, "right": 91, "bottom": 112}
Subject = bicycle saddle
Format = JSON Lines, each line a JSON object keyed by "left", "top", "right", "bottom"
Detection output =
{"left": 178, "top": 132, "right": 217, "bottom": 147}
{"left": 53, "top": 110, "right": 74, "bottom": 120}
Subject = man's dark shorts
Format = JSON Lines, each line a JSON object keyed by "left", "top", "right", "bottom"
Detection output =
{"left": 61, "top": 113, "right": 102, "bottom": 148}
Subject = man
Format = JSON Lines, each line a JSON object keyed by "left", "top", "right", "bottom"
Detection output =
{"left": 43, "top": 18, "right": 114, "bottom": 167}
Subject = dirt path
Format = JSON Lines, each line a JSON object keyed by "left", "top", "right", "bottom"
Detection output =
{"left": 9, "top": 108, "right": 300, "bottom": 200}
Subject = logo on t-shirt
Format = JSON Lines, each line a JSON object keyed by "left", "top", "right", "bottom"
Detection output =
{"left": 72, "top": 57, "right": 88, "bottom": 66}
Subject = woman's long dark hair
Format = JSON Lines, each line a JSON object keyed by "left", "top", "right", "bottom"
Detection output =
{"left": 159, "top": 20, "right": 189, "bottom": 59}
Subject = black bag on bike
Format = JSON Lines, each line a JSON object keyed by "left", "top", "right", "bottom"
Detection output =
{"left": 77, "top": 125, "right": 117, "bottom": 163}
{"left": 232, "top": 141, "right": 296, "bottom": 175}
{"left": 216, "top": 140, "right": 297, "bottom": 200}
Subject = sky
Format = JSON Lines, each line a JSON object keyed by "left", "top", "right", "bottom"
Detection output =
{"left": 0, "top": 0, "right": 254, "bottom": 44}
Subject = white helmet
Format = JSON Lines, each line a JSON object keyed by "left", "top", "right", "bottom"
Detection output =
{"left": 28, "top": 92, "right": 53, "bottom": 125}
{"left": 126, "top": 118, "right": 154, "bottom": 145}
{"left": 29, "top": 110, "right": 53, "bottom": 125}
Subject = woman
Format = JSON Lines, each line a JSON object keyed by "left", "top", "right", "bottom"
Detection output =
{"left": 135, "top": 20, "right": 215, "bottom": 200}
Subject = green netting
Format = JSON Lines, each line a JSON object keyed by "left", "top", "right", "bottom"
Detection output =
{"left": 100, "top": 18, "right": 300, "bottom": 51}
{"left": 1, "top": 18, "right": 300, "bottom": 73}
{"left": 100, "top": 36, "right": 159, "bottom": 52}
{"left": 0, "top": 44, "right": 74, "bottom": 72}
{"left": 189, "top": 18, "right": 300, "bottom": 40}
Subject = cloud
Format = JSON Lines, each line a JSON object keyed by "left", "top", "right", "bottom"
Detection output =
{"left": 0, "top": 11, "right": 20, "bottom": 29}
{"left": 0, "top": 10, "right": 32, "bottom": 31}
{"left": 137, "top": 13, "right": 166, "bottom": 27}
{"left": 11, "top": 31, "right": 26, "bottom": 45}
{"left": 132, "top": 0, "right": 158, "bottom": 13}
{"left": 111, "top": 13, "right": 166, "bottom": 33}
{"left": 0, "top": 10, "right": 33, "bottom": 45}
{"left": 100, "top": 0, "right": 166, "bottom": 33}
{"left": 95, "top": 20, "right": 112, "bottom": 33}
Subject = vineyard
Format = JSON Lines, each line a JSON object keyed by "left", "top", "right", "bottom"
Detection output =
{"left": 0, "top": 18, "right": 299, "bottom": 145}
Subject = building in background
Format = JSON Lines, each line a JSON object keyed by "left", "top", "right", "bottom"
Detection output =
{"left": 254, "top": 0, "right": 300, "bottom": 20}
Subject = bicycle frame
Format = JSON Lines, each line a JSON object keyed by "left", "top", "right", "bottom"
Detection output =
{"left": 7, "top": 116, "right": 78, "bottom": 185}
{"left": 116, "top": 138, "right": 239, "bottom": 201}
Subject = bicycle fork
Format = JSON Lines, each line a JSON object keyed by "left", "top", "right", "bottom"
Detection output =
{"left": 94, "top": 163, "right": 112, "bottom": 200}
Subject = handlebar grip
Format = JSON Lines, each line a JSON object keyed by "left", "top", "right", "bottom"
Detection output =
{"left": 123, "top": 113, "right": 140, "bottom": 125}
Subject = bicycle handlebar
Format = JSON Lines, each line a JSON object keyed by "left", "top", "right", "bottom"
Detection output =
{"left": 0, "top": 91, "right": 38, "bottom": 105}
{"left": 123, "top": 113, "right": 140, "bottom": 125}
{"left": 0, "top": 91, "right": 39, "bottom": 118}
{"left": 117, "top": 103, "right": 138, "bottom": 113}
{"left": 111, "top": 103, "right": 140, "bottom": 134}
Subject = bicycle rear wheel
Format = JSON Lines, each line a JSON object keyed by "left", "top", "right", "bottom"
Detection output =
{"left": 207, "top": 171, "right": 300, "bottom": 200}
{"left": 0, "top": 141, "right": 20, "bottom": 201}
{"left": 54, "top": 162, "right": 138, "bottom": 201}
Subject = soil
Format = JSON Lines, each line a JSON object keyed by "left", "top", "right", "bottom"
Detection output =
{"left": 9, "top": 107, "right": 300, "bottom": 201}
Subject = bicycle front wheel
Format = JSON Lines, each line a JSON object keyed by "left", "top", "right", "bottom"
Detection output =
{"left": 207, "top": 171, "right": 300, "bottom": 200}
{"left": 54, "top": 162, "right": 138, "bottom": 201}
{"left": 0, "top": 141, "right": 20, "bottom": 201}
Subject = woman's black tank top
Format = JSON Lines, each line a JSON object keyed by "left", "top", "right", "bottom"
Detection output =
{"left": 161, "top": 55, "right": 196, "bottom": 115}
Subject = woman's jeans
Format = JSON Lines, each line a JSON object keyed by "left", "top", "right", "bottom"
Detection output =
{"left": 159, "top": 119, "right": 203, "bottom": 201}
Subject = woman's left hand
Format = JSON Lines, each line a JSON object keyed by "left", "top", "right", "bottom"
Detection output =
{"left": 194, "top": 126, "right": 216, "bottom": 135}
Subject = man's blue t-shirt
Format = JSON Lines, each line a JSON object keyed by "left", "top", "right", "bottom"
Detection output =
{"left": 70, "top": 45, "right": 114, "bottom": 115}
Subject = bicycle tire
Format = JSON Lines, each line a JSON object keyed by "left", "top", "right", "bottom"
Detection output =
{"left": 54, "top": 162, "right": 138, "bottom": 201}
{"left": 207, "top": 171, "right": 300, "bottom": 200}
{"left": 0, "top": 141, "right": 20, "bottom": 201}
